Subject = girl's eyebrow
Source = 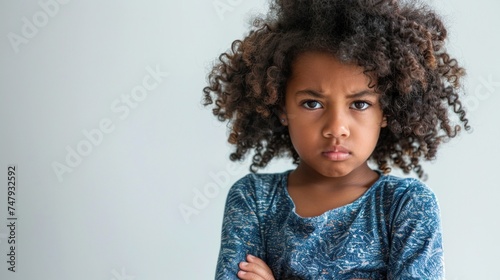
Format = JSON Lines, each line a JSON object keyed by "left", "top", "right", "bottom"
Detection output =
{"left": 346, "top": 90, "right": 378, "bottom": 99}
{"left": 295, "top": 89, "right": 377, "bottom": 99}
{"left": 295, "top": 89, "right": 324, "bottom": 98}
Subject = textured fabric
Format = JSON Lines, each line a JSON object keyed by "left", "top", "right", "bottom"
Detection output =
{"left": 215, "top": 170, "right": 444, "bottom": 280}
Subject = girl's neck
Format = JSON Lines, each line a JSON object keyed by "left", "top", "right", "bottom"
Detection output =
{"left": 289, "top": 162, "right": 379, "bottom": 192}
{"left": 287, "top": 162, "right": 380, "bottom": 217}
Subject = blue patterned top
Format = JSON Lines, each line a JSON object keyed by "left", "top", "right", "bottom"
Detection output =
{"left": 215, "top": 170, "right": 444, "bottom": 280}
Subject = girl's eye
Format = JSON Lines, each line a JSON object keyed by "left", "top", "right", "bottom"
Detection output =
{"left": 302, "top": 100, "right": 322, "bottom": 109}
{"left": 350, "top": 101, "right": 371, "bottom": 110}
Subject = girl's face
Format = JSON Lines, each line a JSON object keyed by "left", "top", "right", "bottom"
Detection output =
{"left": 282, "top": 51, "right": 386, "bottom": 178}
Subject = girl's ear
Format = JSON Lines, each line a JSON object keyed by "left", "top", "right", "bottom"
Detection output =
{"left": 279, "top": 113, "right": 288, "bottom": 126}
{"left": 277, "top": 107, "right": 288, "bottom": 126}
{"left": 381, "top": 116, "right": 388, "bottom": 128}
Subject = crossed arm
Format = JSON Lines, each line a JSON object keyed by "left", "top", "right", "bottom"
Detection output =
{"left": 237, "top": 254, "right": 275, "bottom": 280}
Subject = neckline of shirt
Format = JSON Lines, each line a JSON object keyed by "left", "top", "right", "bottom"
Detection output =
{"left": 279, "top": 169, "right": 385, "bottom": 222}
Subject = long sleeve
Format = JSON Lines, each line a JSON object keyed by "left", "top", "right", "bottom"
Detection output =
{"left": 215, "top": 175, "right": 266, "bottom": 280}
{"left": 388, "top": 181, "right": 444, "bottom": 279}
{"left": 214, "top": 171, "right": 445, "bottom": 279}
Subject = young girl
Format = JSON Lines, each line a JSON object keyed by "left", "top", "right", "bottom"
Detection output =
{"left": 203, "top": 0, "right": 469, "bottom": 279}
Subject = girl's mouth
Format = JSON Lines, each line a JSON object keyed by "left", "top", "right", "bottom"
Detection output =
{"left": 322, "top": 146, "right": 351, "bottom": 161}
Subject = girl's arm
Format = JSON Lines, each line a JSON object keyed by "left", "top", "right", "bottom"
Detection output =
{"left": 237, "top": 254, "right": 275, "bottom": 280}
{"left": 388, "top": 182, "right": 444, "bottom": 279}
{"left": 215, "top": 175, "right": 268, "bottom": 280}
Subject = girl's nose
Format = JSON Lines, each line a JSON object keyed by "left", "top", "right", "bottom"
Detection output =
{"left": 322, "top": 111, "right": 350, "bottom": 139}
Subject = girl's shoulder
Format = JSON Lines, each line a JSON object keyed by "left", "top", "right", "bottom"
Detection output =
{"left": 225, "top": 170, "right": 439, "bottom": 214}
{"left": 228, "top": 170, "right": 436, "bottom": 200}
{"left": 228, "top": 169, "right": 291, "bottom": 197}
{"left": 371, "top": 173, "right": 441, "bottom": 216}
{"left": 374, "top": 173, "right": 437, "bottom": 199}
{"left": 224, "top": 170, "right": 292, "bottom": 212}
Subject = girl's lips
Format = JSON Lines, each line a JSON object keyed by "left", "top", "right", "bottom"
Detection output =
{"left": 322, "top": 146, "right": 351, "bottom": 161}
{"left": 322, "top": 151, "right": 351, "bottom": 161}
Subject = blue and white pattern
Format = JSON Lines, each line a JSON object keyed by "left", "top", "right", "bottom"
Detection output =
{"left": 215, "top": 170, "right": 444, "bottom": 280}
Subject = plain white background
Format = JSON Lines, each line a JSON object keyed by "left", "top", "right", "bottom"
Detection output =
{"left": 0, "top": 0, "right": 499, "bottom": 279}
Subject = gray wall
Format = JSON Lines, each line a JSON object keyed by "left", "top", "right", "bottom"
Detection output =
{"left": 0, "top": 0, "right": 498, "bottom": 279}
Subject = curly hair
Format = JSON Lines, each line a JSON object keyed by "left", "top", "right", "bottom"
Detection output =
{"left": 202, "top": 0, "right": 470, "bottom": 179}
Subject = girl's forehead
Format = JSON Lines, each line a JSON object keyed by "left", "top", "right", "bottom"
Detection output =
{"left": 286, "top": 51, "right": 379, "bottom": 94}
{"left": 290, "top": 52, "right": 366, "bottom": 80}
